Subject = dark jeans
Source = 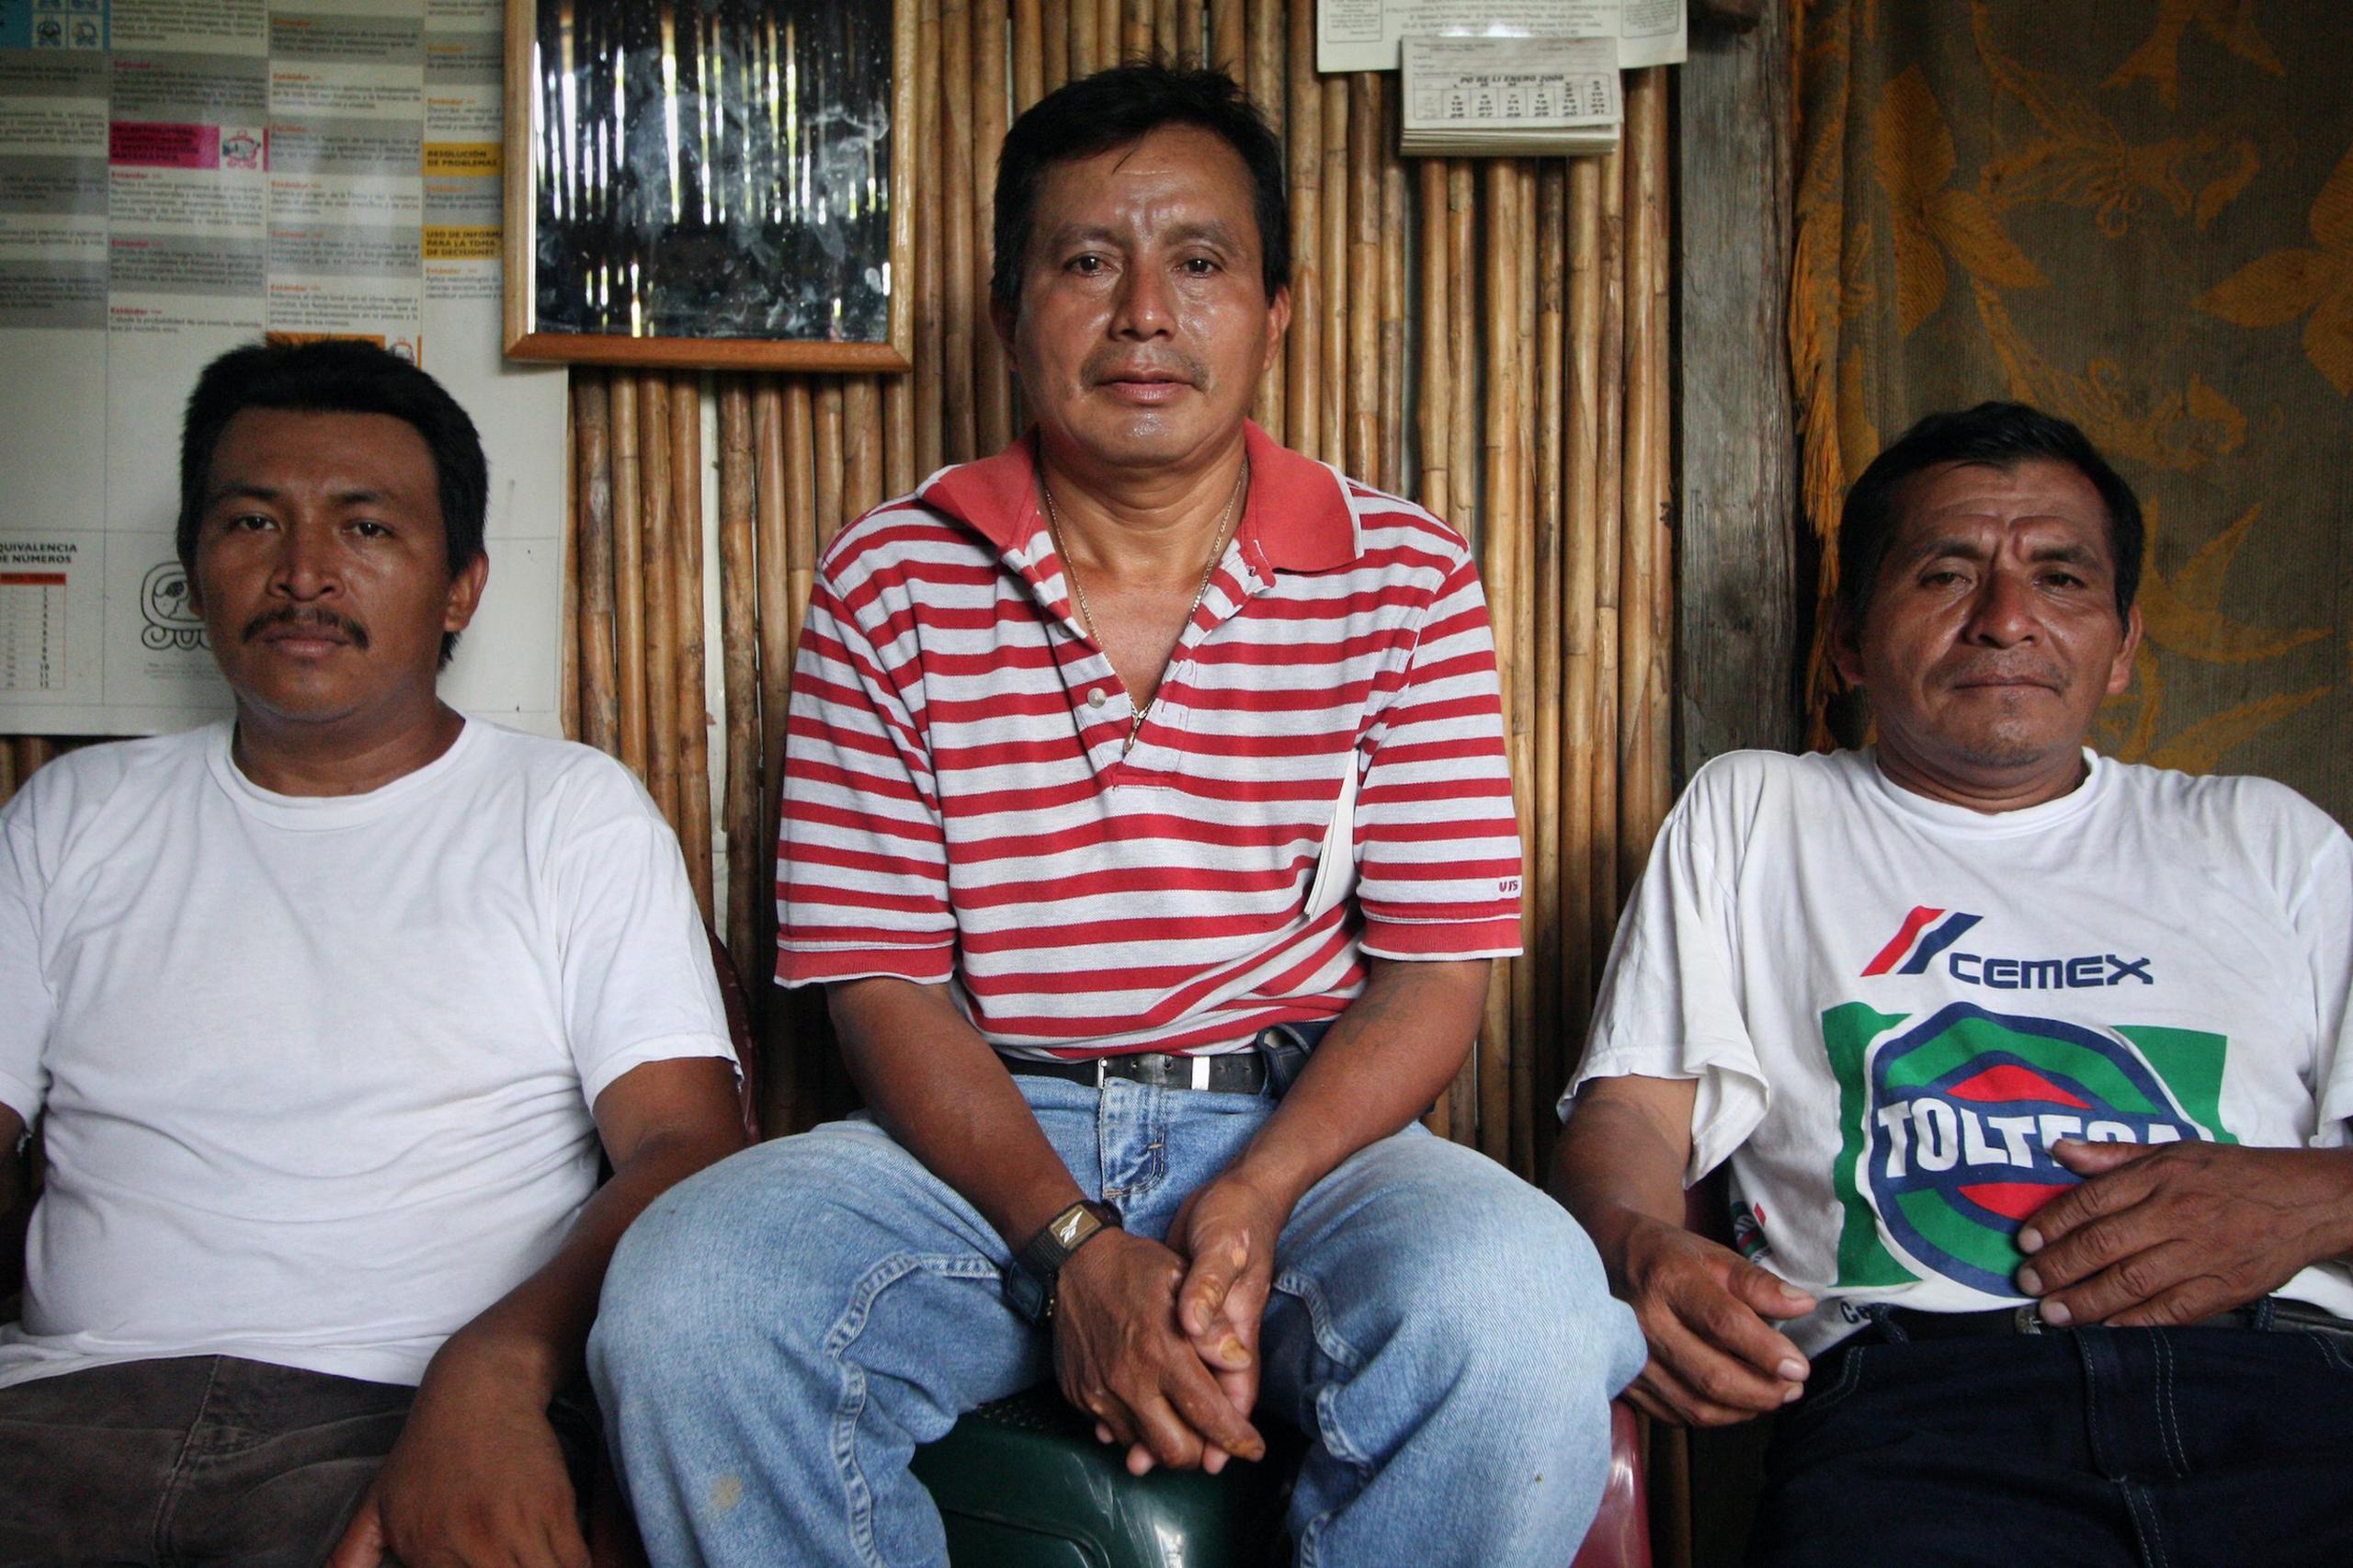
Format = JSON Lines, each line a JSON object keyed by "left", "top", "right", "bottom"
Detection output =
{"left": 0, "top": 1356, "right": 406, "bottom": 1567}
{"left": 1747, "top": 1313, "right": 2353, "bottom": 1568}
{"left": 0, "top": 1355, "right": 598, "bottom": 1568}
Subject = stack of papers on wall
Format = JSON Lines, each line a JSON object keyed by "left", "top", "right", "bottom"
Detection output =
{"left": 1399, "top": 38, "right": 1623, "bottom": 156}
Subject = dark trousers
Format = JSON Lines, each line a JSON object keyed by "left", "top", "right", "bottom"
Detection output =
{"left": 0, "top": 1354, "right": 598, "bottom": 1567}
{"left": 1746, "top": 1315, "right": 2353, "bottom": 1568}
{"left": 0, "top": 1357, "right": 408, "bottom": 1567}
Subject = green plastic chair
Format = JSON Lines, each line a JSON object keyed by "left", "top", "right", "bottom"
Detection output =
{"left": 912, "top": 1385, "right": 1305, "bottom": 1568}
{"left": 913, "top": 1387, "right": 1653, "bottom": 1568}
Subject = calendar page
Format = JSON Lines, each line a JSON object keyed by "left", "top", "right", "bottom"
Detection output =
{"left": 1400, "top": 36, "right": 1621, "bottom": 156}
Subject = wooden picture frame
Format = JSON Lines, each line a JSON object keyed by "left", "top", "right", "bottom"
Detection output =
{"left": 502, "top": 0, "right": 915, "bottom": 372}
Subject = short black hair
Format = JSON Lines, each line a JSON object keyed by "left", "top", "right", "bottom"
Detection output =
{"left": 1838, "top": 401, "right": 2143, "bottom": 627}
{"left": 178, "top": 339, "right": 487, "bottom": 663}
{"left": 992, "top": 62, "right": 1290, "bottom": 313}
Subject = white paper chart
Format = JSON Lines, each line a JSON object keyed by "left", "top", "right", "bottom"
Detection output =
{"left": 1400, "top": 36, "right": 1622, "bottom": 155}
{"left": 0, "top": 0, "right": 567, "bottom": 737}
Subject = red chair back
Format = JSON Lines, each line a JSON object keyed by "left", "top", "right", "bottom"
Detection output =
{"left": 1570, "top": 1403, "right": 1654, "bottom": 1568}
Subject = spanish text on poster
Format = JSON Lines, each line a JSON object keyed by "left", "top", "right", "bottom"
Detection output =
{"left": 0, "top": 0, "right": 566, "bottom": 737}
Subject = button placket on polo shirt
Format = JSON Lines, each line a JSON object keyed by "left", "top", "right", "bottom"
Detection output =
{"left": 1015, "top": 527, "right": 1132, "bottom": 779}
{"left": 1075, "top": 672, "right": 1134, "bottom": 778}
{"left": 1025, "top": 528, "right": 1265, "bottom": 787}
{"left": 1074, "top": 649, "right": 1140, "bottom": 782}
{"left": 1112, "top": 542, "right": 1260, "bottom": 784}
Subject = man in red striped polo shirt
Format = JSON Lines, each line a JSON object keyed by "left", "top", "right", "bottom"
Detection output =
{"left": 592, "top": 64, "right": 1643, "bottom": 1566}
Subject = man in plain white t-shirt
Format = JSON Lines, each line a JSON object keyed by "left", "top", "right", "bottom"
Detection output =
{"left": 0, "top": 341, "right": 746, "bottom": 1566}
{"left": 1553, "top": 401, "right": 2353, "bottom": 1565}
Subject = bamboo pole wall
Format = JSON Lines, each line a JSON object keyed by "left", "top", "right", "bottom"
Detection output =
{"left": 0, "top": 9, "right": 1678, "bottom": 1180}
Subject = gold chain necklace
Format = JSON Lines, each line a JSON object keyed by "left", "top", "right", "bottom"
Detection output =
{"left": 1040, "top": 456, "right": 1250, "bottom": 755}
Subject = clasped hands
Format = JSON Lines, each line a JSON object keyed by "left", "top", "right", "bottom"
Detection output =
{"left": 1050, "top": 1170, "right": 1290, "bottom": 1477}
{"left": 1617, "top": 1139, "right": 2353, "bottom": 1428}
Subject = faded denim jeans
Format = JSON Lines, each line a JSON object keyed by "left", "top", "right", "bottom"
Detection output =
{"left": 589, "top": 1074, "right": 1643, "bottom": 1567}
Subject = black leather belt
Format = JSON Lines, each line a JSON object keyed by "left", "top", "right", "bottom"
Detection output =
{"left": 1001, "top": 1050, "right": 1270, "bottom": 1094}
{"left": 1872, "top": 1298, "right": 2348, "bottom": 1340}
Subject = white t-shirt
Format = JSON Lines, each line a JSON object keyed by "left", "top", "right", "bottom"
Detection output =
{"left": 0, "top": 719, "right": 735, "bottom": 1389}
{"left": 1571, "top": 747, "right": 2353, "bottom": 1353}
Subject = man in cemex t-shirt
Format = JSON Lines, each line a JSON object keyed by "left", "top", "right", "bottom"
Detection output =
{"left": 1552, "top": 401, "right": 2353, "bottom": 1567}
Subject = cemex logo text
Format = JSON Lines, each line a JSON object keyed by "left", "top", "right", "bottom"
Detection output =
{"left": 1860, "top": 906, "right": 2153, "bottom": 990}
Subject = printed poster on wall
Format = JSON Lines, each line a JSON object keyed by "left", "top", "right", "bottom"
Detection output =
{"left": 0, "top": 0, "right": 567, "bottom": 737}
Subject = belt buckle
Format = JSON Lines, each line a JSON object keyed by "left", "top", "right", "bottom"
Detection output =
{"left": 2012, "top": 1304, "right": 2046, "bottom": 1335}
{"left": 1091, "top": 1057, "right": 1110, "bottom": 1088}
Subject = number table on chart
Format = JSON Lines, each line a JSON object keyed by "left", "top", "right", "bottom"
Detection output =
{"left": 1, "top": 571, "right": 68, "bottom": 693}
{"left": 1413, "top": 73, "right": 1615, "bottom": 125}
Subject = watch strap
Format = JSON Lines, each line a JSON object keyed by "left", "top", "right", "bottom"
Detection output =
{"left": 1004, "top": 1198, "right": 1122, "bottom": 1324}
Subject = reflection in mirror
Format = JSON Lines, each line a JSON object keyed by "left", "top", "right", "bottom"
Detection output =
{"left": 529, "top": 0, "right": 892, "bottom": 345}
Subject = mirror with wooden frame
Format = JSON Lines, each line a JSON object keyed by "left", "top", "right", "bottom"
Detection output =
{"left": 503, "top": 0, "right": 914, "bottom": 371}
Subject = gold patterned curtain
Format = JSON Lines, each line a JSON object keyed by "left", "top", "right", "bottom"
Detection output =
{"left": 1793, "top": 0, "right": 2353, "bottom": 820}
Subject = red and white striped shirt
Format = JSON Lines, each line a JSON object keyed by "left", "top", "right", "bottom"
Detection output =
{"left": 776, "top": 422, "right": 1522, "bottom": 1059}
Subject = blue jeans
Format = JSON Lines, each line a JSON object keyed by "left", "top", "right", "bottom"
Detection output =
{"left": 588, "top": 1074, "right": 1643, "bottom": 1566}
{"left": 1747, "top": 1314, "right": 2353, "bottom": 1567}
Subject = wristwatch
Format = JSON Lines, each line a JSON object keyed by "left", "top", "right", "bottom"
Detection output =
{"left": 1004, "top": 1198, "right": 1123, "bottom": 1324}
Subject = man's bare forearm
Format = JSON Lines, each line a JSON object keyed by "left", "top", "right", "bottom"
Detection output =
{"left": 432, "top": 1056, "right": 745, "bottom": 1400}
{"left": 1217, "top": 957, "right": 1489, "bottom": 1213}
{"left": 829, "top": 976, "right": 1089, "bottom": 1250}
{"left": 1552, "top": 1075, "right": 1818, "bottom": 1426}
{"left": 1550, "top": 1076, "right": 1699, "bottom": 1286}
{"left": 453, "top": 1138, "right": 740, "bottom": 1388}
{"left": 331, "top": 1056, "right": 745, "bottom": 1565}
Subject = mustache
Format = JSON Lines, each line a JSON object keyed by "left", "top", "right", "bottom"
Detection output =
{"left": 243, "top": 606, "right": 370, "bottom": 649}
{"left": 1085, "top": 349, "right": 1208, "bottom": 386}
{"left": 1946, "top": 658, "right": 2063, "bottom": 688}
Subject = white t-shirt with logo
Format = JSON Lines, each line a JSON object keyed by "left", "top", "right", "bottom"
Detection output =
{"left": 1570, "top": 747, "right": 2353, "bottom": 1353}
{"left": 0, "top": 719, "right": 735, "bottom": 1389}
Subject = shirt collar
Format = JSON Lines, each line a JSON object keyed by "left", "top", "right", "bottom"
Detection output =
{"left": 915, "top": 420, "right": 1363, "bottom": 574}
{"left": 1860, "top": 745, "right": 2111, "bottom": 836}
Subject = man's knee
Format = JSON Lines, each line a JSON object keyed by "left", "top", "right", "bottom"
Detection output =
{"left": 591, "top": 1137, "right": 828, "bottom": 1392}
{"left": 590, "top": 1124, "right": 983, "bottom": 1395}
{"left": 1301, "top": 1145, "right": 1643, "bottom": 1415}
{"left": 1426, "top": 1178, "right": 1639, "bottom": 1400}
